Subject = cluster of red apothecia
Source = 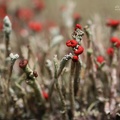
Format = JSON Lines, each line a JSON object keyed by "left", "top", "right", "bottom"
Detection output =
{"left": 107, "top": 37, "right": 120, "bottom": 56}
{"left": 0, "top": 0, "right": 45, "bottom": 32}
{"left": 96, "top": 19, "right": 120, "bottom": 67}
{"left": 106, "top": 19, "right": 120, "bottom": 56}
{"left": 66, "top": 24, "right": 84, "bottom": 62}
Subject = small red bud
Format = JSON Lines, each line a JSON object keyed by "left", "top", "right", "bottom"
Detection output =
{"left": 75, "top": 24, "right": 82, "bottom": 30}
{"left": 74, "top": 46, "right": 84, "bottom": 55}
{"left": 66, "top": 40, "right": 78, "bottom": 47}
{"left": 107, "top": 47, "right": 114, "bottom": 56}
{"left": 19, "top": 59, "right": 28, "bottom": 68}
{"left": 28, "top": 21, "right": 43, "bottom": 32}
{"left": 116, "top": 40, "right": 120, "bottom": 48}
{"left": 33, "top": 71, "right": 38, "bottom": 77}
{"left": 106, "top": 19, "right": 120, "bottom": 27}
{"left": 42, "top": 91, "right": 49, "bottom": 99}
{"left": 110, "top": 37, "right": 119, "bottom": 43}
{"left": 110, "top": 37, "right": 120, "bottom": 48}
{"left": 72, "top": 55, "right": 78, "bottom": 62}
{"left": 96, "top": 56, "right": 105, "bottom": 64}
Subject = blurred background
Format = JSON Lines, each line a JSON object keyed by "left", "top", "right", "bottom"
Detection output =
{"left": 9, "top": 0, "right": 120, "bottom": 23}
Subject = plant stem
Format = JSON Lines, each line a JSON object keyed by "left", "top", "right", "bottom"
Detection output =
{"left": 54, "top": 56, "right": 68, "bottom": 120}
{"left": 69, "top": 61, "right": 75, "bottom": 119}
{"left": 28, "top": 79, "right": 45, "bottom": 104}
{"left": 110, "top": 50, "right": 118, "bottom": 112}
{"left": 5, "top": 35, "right": 10, "bottom": 58}
{"left": 7, "top": 62, "right": 14, "bottom": 92}
{"left": 74, "top": 61, "right": 81, "bottom": 97}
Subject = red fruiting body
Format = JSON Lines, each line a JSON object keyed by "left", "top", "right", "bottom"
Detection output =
{"left": 97, "top": 56, "right": 105, "bottom": 64}
{"left": 0, "top": 3, "right": 7, "bottom": 19}
{"left": 33, "top": 71, "right": 38, "bottom": 77}
{"left": 74, "top": 46, "right": 84, "bottom": 55}
{"left": 110, "top": 37, "right": 119, "bottom": 43}
{"left": 75, "top": 24, "right": 82, "bottom": 30}
{"left": 72, "top": 55, "right": 78, "bottom": 62}
{"left": 107, "top": 47, "right": 114, "bottom": 56}
{"left": 66, "top": 40, "right": 78, "bottom": 47}
{"left": 33, "top": 0, "right": 45, "bottom": 11}
{"left": 28, "top": 21, "right": 43, "bottom": 32}
{"left": 110, "top": 37, "right": 120, "bottom": 48}
{"left": 116, "top": 40, "right": 120, "bottom": 48}
{"left": 73, "top": 13, "right": 80, "bottom": 20}
{"left": 106, "top": 19, "right": 120, "bottom": 27}
{"left": 19, "top": 59, "right": 28, "bottom": 68}
{"left": 16, "top": 8, "right": 34, "bottom": 21}
{"left": 42, "top": 91, "right": 49, "bottom": 99}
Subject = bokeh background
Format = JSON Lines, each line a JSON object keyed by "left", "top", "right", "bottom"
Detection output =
{"left": 9, "top": 0, "right": 120, "bottom": 23}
